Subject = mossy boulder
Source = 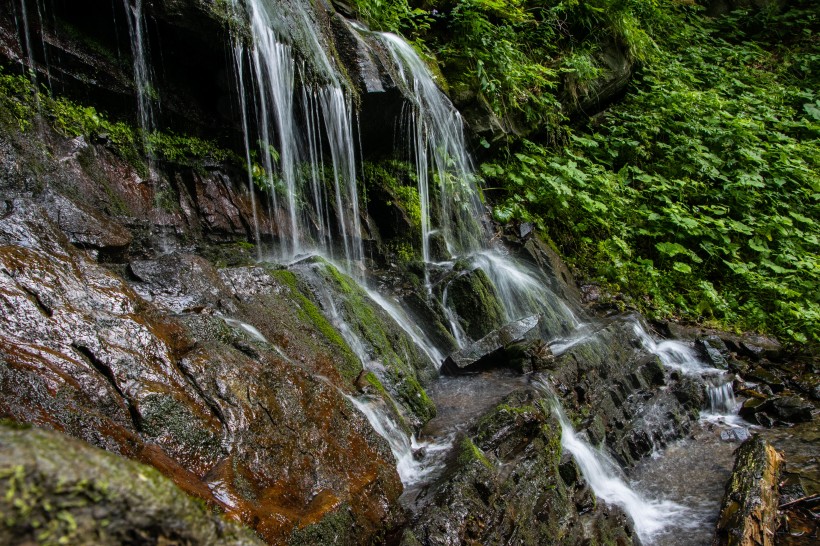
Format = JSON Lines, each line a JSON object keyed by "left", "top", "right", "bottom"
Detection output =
{"left": 441, "top": 267, "right": 506, "bottom": 341}
{"left": 0, "top": 423, "right": 263, "bottom": 546}
{"left": 713, "top": 435, "right": 783, "bottom": 546}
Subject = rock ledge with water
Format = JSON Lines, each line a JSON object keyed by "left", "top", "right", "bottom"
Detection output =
{"left": 441, "top": 314, "right": 544, "bottom": 375}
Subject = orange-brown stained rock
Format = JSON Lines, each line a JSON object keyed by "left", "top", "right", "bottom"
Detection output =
{"left": 0, "top": 200, "right": 403, "bottom": 544}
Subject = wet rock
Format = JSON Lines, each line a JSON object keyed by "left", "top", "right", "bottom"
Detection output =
{"left": 727, "top": 335, "right": 783, "bottom": 362}
{"left": 714, "top": 436, "right": 782, "bottom": 546}
{"left": 41, "top": 190, "right": 132, "bottom": 256}
{"left": 408, "top": 388, "right": 636, "bottom": 545}
{"left": 403, "top": 292, "right": 460, "bottom": 355}
{"left": 129, "top": 252, "right": 238, "bottom": 313}
{"left": 441, "top": 314, "right": 543, "bottom": 375}
{"left": 0, "top": 201, "right": 405, "bottom": 543}
{"left": 764, "top": 395, "right": 814, "bottom": 424}
{"left": 746, "top": 366, "right": 786, "bottom": 393}
{"left": 290, "top": 257, "right": 438, "bottom": 427}
{"left": 515, "top": 235, "right": 583, "bottom": 308}
{"left": 739, "top": 394, "right": 813, "bottom": 425}
{"left": 548, "top": 316, "right": 699, "bottom": 466}
{"left": 0, "top": 423, "right": 263, "bottom": 546}
{"left": 721, "top": 428, "right": 752, "bottom": 443}
{"left": 695, "top": 335, "right": 730, "bottom": 369}
{"left": 795, "top": 373, "right": 820, "bottom": 401}
{"left": 443, "top": 267, "right": 506, "bottom": 341}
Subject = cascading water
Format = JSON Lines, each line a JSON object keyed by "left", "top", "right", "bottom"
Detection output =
{"left": 228, "top": 0, "right": 363, "bottom": 266}
{"left": 707, "top": 381, "right": 737, "bottom": 414}
{"left": 375, "top": 32, "right": 488, "bottom": 263}
{"left": 539, "top": 382, "right": 690, "bottom": 544}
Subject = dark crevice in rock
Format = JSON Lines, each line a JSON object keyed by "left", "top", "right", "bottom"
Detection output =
{"left": 71, "top": 343, "right": 142, "bottom": 431}
{"left": 21, "top": 285, "right": 53, "bottom": 317}
{"left": 176, "top": 360, "right": 229, "bottom": 431}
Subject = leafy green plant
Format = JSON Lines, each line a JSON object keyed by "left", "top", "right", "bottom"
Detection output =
{"left": 485, "top": 2, "right": 820, "bottom": 344}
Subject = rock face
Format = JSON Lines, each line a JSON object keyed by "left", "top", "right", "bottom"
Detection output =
{"left": 0, "top": 200, "right": 404, "bottom": 544}
{"left": 0, "top": 423, "right": 264, "bottom": 546}
{"left": 713, "top": 436, "right": 783, "bottom": 546}
{"left": 545, "top": 316, "right": 699, "bottom": 466}
{"left": 405, "top": 388, "right": 636, "bottom": 545}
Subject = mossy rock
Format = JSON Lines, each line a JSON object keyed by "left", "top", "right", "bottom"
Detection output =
{"left": 0, "top": 423, "right": 263, "bottom": 546}
{"left": 445, "top": 267, "right": 506, "bottom": 341}
{"left": 289, "top": 257, "right": 438, "bottom": 427}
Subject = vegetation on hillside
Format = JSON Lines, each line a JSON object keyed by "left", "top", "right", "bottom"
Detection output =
{"left": 354, "top": 0, "right": 819, "bottom": 345}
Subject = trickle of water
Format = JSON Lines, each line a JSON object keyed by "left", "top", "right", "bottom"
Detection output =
{"left": 346, "top": 395, "right": 451, "bottom": 486}
{"left": 707, "top": 381, "right": 738, "bottom": 415}
{"left": 362, "top": 286, "right": 445, "bottom": 369}
{"left": 545, "top": 386, "right": 690, "bottom": 544}
{"left": 121, "top": 0, "right": 156, "bottom": 142}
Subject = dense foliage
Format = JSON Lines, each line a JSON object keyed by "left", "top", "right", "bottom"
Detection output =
{"left": 358, "top": 0, "right": 819, "bottom": 345}
{"left": 485, "top": 4, "right": 819, "bottom": 344}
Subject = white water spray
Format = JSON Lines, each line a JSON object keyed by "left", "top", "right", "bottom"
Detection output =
{"left": 346, "top": 395, "right": 450, "bottom": 486}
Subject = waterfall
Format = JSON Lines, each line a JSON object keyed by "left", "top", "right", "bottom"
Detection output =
{"left": 536, "top": 381, "right": 689, "bottom": 544}
{"left": 229, "top": 0, "right": 363, "bottom": 266}
{"left": 375, "top": 32, "right": 488, "bottom": 261}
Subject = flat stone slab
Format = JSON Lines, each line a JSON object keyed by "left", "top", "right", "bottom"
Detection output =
{"left": 441, "top": 314, "right": 542, "bottom": 375}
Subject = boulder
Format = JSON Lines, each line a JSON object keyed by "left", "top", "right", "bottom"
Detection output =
{"left": 442, "top": 267, "right": 506, "bottom": 341}
{"left": 695, "top": 335, "right": 731, "bottom": 369}
{"left": 0, "top": 423, "right": 264, "bottom": 546}
{"left": 441, "top": 314, "right": 543, "bottom": 375}
{"left": 713, "top": 436, "right": 782, "bottom": 546}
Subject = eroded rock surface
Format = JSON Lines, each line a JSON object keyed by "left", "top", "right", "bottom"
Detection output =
{"left": 0, "top": 200, "right": 404, "bottom": 544}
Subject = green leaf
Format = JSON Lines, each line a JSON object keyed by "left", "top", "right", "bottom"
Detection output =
{"left": 672, "top": 262, "right": 692, "bottom": 274}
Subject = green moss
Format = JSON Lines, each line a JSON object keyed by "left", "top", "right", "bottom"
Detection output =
{"left": 268, "top": 269, "right": 361, "bottom": 380}
{"left": 288, "top": 505, "right": 355, "bottom": 546}
{"left": 1, "top": 463, "right": 109, "bottom": 545}
{"left": 457, "top": 437, "right": 492, "bottom": 469}
{"left": 314, "top": 262, "right": 437, "bottom": 423}
{"left": 139, "top": 394, "right": 222, "bottom": 455}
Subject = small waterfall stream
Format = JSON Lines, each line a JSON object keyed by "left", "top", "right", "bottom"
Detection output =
{"left": 550, "top": 394, "right": 691, "bottom": 544}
